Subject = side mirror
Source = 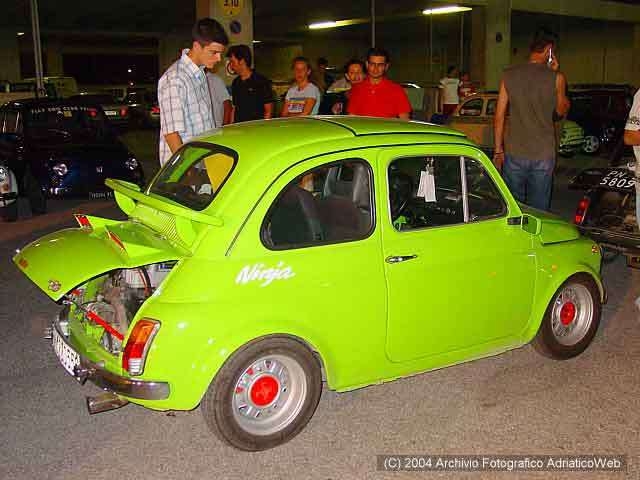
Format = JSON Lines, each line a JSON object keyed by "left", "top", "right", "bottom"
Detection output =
{"left": 521, "top": 215, "right": 541, "bottom": 235}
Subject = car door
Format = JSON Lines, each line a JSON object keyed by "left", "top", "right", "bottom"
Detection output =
{"left": 379, "top": 145, "right": 536, "bottom": 363}
{"left": 226, "top": 151, "right": 388, "bottom": 382}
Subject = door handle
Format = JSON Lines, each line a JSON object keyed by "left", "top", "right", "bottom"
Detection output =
{"left": 385, "top": 254, "right": 418, "bottom": 264}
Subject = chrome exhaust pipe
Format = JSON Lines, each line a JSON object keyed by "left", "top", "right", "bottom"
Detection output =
{"left": 86, "top": 392, "right": 129, "bottom": 414}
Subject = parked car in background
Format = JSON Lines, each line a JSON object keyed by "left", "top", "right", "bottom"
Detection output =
{"left": 69, "top": 93, "right": 131, "bottom": 129}
{"left": 0, "top": 158, "right": 19, "bottom": 221}
{"left": 0, "top": 98, "right": 144, "bottom": 220}
{"left": 447, "top": 92, "right": 585, "bottom": 157}
{"left": 14, "top": 117, "right": 603, "bottom": 451}
{"left": 567, "top": 84, "right": 634, "bottom": 155}
{"left": 123, "top": 89, "right": 159, "bottom": 127}
{"left": 20, "top": 76, "right": 78, "bottom": 99}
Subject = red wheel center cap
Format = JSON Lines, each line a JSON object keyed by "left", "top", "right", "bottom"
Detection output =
{"left": 560, "top": 302, "right": 577, "bottom": 326}
{"left": 250, "top": 375, "right": 279, "bottom": 407}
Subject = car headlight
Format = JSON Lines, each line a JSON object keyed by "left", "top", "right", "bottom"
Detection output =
{"left": 0, "top": 166, "right": 7, "bottom": 182}
{"left": 52, "top": 163, "right": 68, "bottom": 176}
{"left": 125, "top": 157, "right": 138, "bottom": 170}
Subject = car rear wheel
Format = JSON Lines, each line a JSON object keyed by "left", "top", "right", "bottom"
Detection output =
{"left": 0, "top": 201, "right": 18, "bottom": 222}
{"left": 201, "top": 336, "right": 322, "bottom": 451}
{"left": 532, "top": 274, "right": 601, "bottom": 360}
{"left": 582, "top": 135, "right": 601, "bottom": 155}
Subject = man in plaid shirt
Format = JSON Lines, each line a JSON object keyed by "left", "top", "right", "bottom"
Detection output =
{"left": 158, "top": 18, "right": 229, "bottom": 166}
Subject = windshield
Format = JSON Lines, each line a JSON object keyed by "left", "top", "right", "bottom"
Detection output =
{"left": 150, "top": 143, "right": 236, "bottom": 211}
{"left": 26, "top": 105, "right": 109, "bottom": 137}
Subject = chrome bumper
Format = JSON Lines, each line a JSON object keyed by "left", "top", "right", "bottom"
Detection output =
{"left": 53, "top": 315, "right": 170, "bottom": 401}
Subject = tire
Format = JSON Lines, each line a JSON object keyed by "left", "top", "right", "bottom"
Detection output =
{"left": 0, "top": 201, "right": 18, "bottom": 222}
{"left": 24, "top": 168, "right": 46, "bottom": 215}
{"left": 532, "top": 274, "right": 601, "bottom": 360}
{"left": 201, "top": 336, "right": 322, "bottom": 451}
{"left": 582, "top": 135, "right": 600, "bottom": 155}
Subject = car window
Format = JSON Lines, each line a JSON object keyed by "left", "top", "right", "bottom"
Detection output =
{"left": 262, "top": 159, "right": 374, "bottom": 249}
{"left": 150, "top": 143, "right": 236, "bottom": 211}
{"left": 459, "top": 98, "right": 483, "bottom": 116}
{"left": 486, "top": 99, "right": 497, "bottom": 116}
{"left": 465, "top": 157, "right": 507, "bottom": 221}
{"left": 388, "top": 156, "right": 463, "bottom": 231}
{"left": 1, "top": 110, "right": 21, "bottom": 134}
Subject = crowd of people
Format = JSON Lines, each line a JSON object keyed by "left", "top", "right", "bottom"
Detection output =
{"left": 157, "top": 18, "right": 640, "bottom": 222}
{"left": 157, "top": 18, "right": 413, "bottom": 167}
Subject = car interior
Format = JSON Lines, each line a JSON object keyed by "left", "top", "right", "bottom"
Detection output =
{"left": 265, "top": 160, "right": 374, "bottom": 248}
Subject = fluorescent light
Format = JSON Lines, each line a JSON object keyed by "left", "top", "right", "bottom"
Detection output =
{"left": 252, "top": 40, "right": 262, "bottom": 44}
{"left": 309, "top": 21, "right": 338, "bottom": 30}
{"left": 422, "top": 5, "right": 472, "bottom": 15}
{"left": 17, "top": 32, "right": 25, "bottom": 36}
{"left": 308, "top": 18, "right": 367, "bottom": 30}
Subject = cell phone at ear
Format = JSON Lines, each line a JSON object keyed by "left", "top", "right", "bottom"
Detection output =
{"left": 547, "top": 47, "right": 553, "bottom": 65}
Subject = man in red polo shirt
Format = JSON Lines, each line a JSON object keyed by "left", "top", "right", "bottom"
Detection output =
{"left": 348, "top": 47, "right": 411, "bottom": 119}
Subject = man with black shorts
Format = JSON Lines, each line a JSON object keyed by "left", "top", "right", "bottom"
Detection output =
{"left": 227, "top": 45, "right": 273, "bottom": 122}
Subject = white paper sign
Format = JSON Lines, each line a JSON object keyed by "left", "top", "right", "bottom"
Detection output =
{"left": 417, "top": 170, "right": 436, "bottom": 202}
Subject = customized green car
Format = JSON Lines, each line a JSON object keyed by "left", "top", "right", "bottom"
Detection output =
{"left": 14, "top": 117, "right": 604, "bottom": 451}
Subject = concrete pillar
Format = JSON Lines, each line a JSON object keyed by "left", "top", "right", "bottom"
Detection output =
{"left": 196, "top": 0, "right": 254, "bottom": 83}
{"left": 633, "top": 24, "right": 640, "bottom": 88}
{"left": 470, "top": 7, "right": 486, "bottom": 89}
{"left": 485, "top": 0, "right": 511, "bottom": 90}
{"left": 45, "top": 39, "right": 64, "bottom": 76}
{"left": 0, "top": 30, "right": 21, "bottom": 81}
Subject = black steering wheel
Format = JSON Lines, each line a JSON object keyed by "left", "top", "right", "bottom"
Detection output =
{"left": 389, "top": 171, "right": 413, "bottom": 219}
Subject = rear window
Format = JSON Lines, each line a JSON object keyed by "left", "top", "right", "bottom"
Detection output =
{"left": 150, "top": 143, "right": 236, "bottom": 211}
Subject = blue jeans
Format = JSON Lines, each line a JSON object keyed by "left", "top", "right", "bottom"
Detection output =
{"left": 503, "top": 155, "right": 555, "bottom": 211}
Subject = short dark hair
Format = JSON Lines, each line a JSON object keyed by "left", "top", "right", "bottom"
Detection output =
{"left": 344, "top": 58, "right": 365, "bottom": 72}
{"left": 366, "top": 47, "right": 390, "bottom": 64}
{"left": 447, "top": 65, "right": 457, "bottom": 75}
{"left": 227, "top": 44, "right": 252, "bottom": 67}
{"left": 317, "top": 57, "right": 329, "bottom": 67}
{"left": 192, "top": 18, "right": 229, "bottom": 47}
{"left": 292, "top": 56, "right": 312, "bottom": 70}
{"left": 530, "top": 27, "right": 558, "bottom": 53}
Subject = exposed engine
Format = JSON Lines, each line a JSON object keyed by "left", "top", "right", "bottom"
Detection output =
{"left": 68, "top": 262, "right": 175, "bottom": 354}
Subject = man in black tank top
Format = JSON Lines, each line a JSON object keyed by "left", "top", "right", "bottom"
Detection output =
{"left": 493, "top": 28, "right": 570, "bottom": 211}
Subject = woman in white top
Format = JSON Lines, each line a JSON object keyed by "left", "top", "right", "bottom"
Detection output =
{"left": 281, "top": 57, "right": 321, "bottom": 116}
{"left": 439, "top": 66, "right": 461, "bottom": 116}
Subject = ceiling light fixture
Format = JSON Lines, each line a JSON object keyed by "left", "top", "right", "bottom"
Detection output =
{"left": 17, "top": 32, "right": 25, "bottom": 36}
{"left": 422, "top": 5, "right": 472, "bottom": 15}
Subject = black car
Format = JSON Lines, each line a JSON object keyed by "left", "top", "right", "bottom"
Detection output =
{"left": 567, "top": 84, "right": 634, "bottom": 156}
{"left": 69, "top": 93, "right": 131, "bottom": 128}
{"left": 0, "top": 98, "right": 144, "bottom": 220}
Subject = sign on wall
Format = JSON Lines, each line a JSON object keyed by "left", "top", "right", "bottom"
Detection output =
{"left": 219, "top": 0, "right": 243, "bottom": 16}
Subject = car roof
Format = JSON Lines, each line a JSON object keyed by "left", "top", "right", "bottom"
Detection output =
{"left": 194, "top": 116, "right": 472, "bottom": 181}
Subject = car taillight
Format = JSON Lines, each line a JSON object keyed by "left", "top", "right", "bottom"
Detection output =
{"left": 88, "top": 108, "right": 98, "bottom": 118}
{"left": 122, "top": 319, "right": 160, "bottom": 375}
{"left": 574, "top": 196, "right": 590, "bottom": 225}
{"left": 74, "top": 214, "right": 92, "bottom": 230}
{"left": 151, "top": 106, "right": 160, "bottom": 114}
{"left": 120, "top": 107, "right": 128, "bottom": 117}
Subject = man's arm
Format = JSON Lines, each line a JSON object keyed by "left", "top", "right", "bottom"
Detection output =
{"left": 493, "top": 79, "right": 509, "bottom": 168}
{"left": 158, "top": 77, "right": 185, "bottom": 157}
{"left": 554, "top": 72, "right": 570, "bottom": 118}
{"left": 624, "top": 92, "right": 640, "bottom": 146}
{"left": 223, "top": 100, "right": 233, "bottom": 125}
{"left": 164, "top": 132, "right": 183, "bottom": 154}
{"left": 263, "top": 102, "right": 273, "bottom": 119}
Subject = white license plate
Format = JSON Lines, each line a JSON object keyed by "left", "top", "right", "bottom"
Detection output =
{"left": 52, "top": 326, "right": 80, "bottom": 376}
{"left": 89, "top": 191, "right": 113, "bottom": 199}
{"left": 105, "top": 110, "right": 117, "bottom": 116}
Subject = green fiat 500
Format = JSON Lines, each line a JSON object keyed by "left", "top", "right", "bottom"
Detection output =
{"left": 14, "top": 117, "right": 604, "bottom": 451}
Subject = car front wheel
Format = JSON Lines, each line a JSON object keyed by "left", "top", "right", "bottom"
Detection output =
{"left": 201, "top": 336, "right": 322, "bottom": 451}
{"left": 532, "top": 274, "right": 601, "bottom": 360}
